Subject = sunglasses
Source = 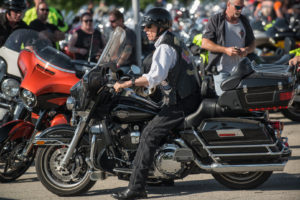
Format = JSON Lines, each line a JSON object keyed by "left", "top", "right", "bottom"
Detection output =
{"left": 110, "top": 19, "right": 117, "bottom": 23}
{"left": 233, "top": 4, "right": 244, "bottom": 10}
{"left": 40, "top": 8, "right": 49, "bottom": 12}
{"left": 83, "top": 19, "right": 93, "bottom": 23}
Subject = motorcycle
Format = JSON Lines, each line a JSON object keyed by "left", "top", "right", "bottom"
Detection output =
{"left": 34, "top": 27, "right": 293, "bottom": 196}
{"left": 0, "top": 29, "right": 51, "bottom": 124}
{"left": 0, "top": 33, "right": 93, "bottom": 182}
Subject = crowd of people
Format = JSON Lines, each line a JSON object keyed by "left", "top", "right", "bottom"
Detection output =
{"left": 0, "top": 0, "right": 138, "bottom": 68}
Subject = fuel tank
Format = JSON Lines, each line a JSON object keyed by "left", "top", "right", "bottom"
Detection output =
{"left": 110, "top": 96, "right": 159, "bottom": 123}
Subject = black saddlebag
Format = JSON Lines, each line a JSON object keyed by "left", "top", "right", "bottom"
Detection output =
{"left": 219, "top": 63, "right": 295, "bottom": 112}
{"left": 196, "top": 118, "right": 287, "bottom": 164}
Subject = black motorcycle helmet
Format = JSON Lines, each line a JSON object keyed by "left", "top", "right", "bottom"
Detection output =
{"left": 4, "top": 0, "right": 26, "bottom": 12}
{"left": 141, "top": 8, "right": 172, "bottom": 39}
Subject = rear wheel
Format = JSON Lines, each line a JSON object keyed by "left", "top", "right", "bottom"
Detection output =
{"left": 0, "top": 139, "right": 35, "bottom": 182}
{"left": 212, "top": 171, "right": 273, "bottom": 189}
{"left": 281, "top": 102, "right": 300, "bottom": 122}
{"left": 35, "top": 144, "right": 96, "bottom": 196}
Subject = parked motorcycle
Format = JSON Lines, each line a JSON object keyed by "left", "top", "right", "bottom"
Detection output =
{"left": 0, "top": 29, "right": 52, "bottom": 124}
{"left": 0, "top": 33, "right": 93, "bottom": 182}
{"left": 33, "top": 27, "right": 293, "bottom": 196}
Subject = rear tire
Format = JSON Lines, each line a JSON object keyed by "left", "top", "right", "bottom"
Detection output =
{"left": 281, "top": 102, "right": 300, "bottom": 122}
{"left": 212, "top": 171, "right": 273, "bottom": 189}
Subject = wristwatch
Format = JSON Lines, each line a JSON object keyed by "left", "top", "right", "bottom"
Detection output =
{"left": 131, "top": 78, "right": 135, "bottom": 87}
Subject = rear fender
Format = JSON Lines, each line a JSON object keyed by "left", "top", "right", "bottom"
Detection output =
{"left": 34, "top": 124, "right": 75, "bottom": 146}
{"left": 0, "top": 120, "right": 34, "bottom": 143}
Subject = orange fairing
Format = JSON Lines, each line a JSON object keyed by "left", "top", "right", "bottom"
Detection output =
{"left": 47, "top": 97, "right": 68, "bottom": 106}
{"left": 50, "top": 114, "right": 68, "bottom": 127}
{"left": 17, "top": 50, "right": 79, "bottom": 96}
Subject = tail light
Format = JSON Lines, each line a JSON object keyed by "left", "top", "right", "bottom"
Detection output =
{"left": 269, "top": 121, "right": 284, "bottom": 139}
{"left": 279, "top": 91, "right": 294, "bottom": 101}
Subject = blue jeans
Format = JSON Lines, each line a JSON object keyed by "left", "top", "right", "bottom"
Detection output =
{"left": 213, "top": 72, "right": 230, "bottom": 96}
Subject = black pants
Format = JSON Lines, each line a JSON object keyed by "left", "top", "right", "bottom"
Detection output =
{"left": 128, "top": 93, "right": 200, "bottom": 191}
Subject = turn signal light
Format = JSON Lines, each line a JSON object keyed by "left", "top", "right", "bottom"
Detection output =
{"left": 36, "top": 140, "right": 45, "bottom": 145}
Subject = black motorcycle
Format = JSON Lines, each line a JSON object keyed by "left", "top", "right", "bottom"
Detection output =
{"left": 33, "top": 27, "right": 293, "bottom": 196}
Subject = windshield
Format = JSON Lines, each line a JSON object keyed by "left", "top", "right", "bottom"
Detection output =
{"left": 3, "top": 29, "right": 52, "bottom": 52}
{"left": 97, "top": 26, "right": 126, "bottom": 66}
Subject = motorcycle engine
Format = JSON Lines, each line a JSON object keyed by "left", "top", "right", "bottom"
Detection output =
{"left": 112, "top": 123, "right": 141, "bottom": 150}
{"left": 153, "top": 143, "right": 187, "bottom": 179}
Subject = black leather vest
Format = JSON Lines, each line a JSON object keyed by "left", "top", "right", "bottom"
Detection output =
{"left": 142, "top": 32, "right": 199, "bottom": 105}
{"left": 75, "top": 29, "right": 103, "bottom": 62}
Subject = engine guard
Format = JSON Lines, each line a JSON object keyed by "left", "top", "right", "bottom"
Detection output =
{"left": 0, "top": 120, "right": 34, "bottom": 143}
{"left": 34, "top": 124, "right": 75, "bottom": 146}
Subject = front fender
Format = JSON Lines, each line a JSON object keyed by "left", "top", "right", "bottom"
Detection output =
{"left": 0, "top": 120, "right": 34, "bottom": 143}
{"left": 34, "top": 124, "right": 75, "bottom": 146}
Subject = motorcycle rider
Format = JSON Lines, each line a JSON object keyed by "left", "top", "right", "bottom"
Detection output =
{"left": 201, "top": 0, "right": 255, "bottom": 96}
{"left": 0, "top": 0, "right": 28, "bottom": 47}
{"left": 112, "top": 8, "right": 201, "bottom": 200}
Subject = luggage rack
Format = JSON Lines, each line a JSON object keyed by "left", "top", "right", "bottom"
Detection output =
{"left": 191, "top": 130, "right": 289, "bottom": 163}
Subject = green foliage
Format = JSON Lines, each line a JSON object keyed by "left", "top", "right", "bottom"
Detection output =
{"left": 46, "top": 0, "right": 189, "bottom": 13}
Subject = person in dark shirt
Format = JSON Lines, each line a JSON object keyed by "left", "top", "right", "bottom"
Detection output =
{"left": 29, "top": 2, "right": 64, "bottom": 45}
{"left": 68, "top": 12, "right": 105, "bottom": 62}
{"left": 109, "top": 9, "right": 137, "bottom": 69}
{"left": 0, "top": 0, "right": 28, "bottom": 47}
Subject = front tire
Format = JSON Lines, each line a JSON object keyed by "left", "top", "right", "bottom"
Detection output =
{"left": 35, "top": 145, "right": 96, "bottom": 196}
{"left": 0, "top": 139, "right": 35, "bottom": 183}
{"left": 212, "top": 171, "right": 273, "bottom": 189}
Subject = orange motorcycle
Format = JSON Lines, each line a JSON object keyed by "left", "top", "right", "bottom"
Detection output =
{"left": 0, "top": 33, "right": 93, "bottom": 182}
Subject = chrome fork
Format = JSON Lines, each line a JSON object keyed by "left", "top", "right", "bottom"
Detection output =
{"left": 60, "top": 116, "right": 88, "bottom": 168}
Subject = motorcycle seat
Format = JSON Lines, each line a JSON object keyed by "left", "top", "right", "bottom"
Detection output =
{"left": 220, "top": 58, "right": 254, "bottom": 91}
{"left": 182, "top": 98, "right": 219, "bottom": 129}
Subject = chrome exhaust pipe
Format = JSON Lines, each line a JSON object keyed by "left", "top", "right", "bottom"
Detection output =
{"left": 194, "top": 160, "right": 287, "bottom": 173}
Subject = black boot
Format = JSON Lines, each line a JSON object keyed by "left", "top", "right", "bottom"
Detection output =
{"left": 111, "top": 188, "right": 147, "bottom": 200}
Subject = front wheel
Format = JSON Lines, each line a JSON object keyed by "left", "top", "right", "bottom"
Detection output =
{"left": 35, "top": 145, "right": 96, "bottom": 196}
{"left": 0, "top": 139, "right": 35, "bottom": 183}
{"left": 212, "top": 171, "right": 273, "bottom": 189}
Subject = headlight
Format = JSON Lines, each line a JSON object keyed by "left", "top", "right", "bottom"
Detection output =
{"left": 20, "top": 89, "right": 37, "bottom": 108}
{"left": 66, "top": 96, "right": 76, "bottom": 110}
{"left": 1, "top": 78, "right": 20, "bottom": 97}
{"left": 0, "top": 58, "right": 6, "bottom": 82}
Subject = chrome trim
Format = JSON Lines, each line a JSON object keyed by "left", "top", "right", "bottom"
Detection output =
{"left": 0, "top": 101, "right": 12, "bottom": 110}
{"left": 33, "top": 139, "right": 70, "bottom": 146}
{"left": 191, "top": 130, "right": 289, "bottom": 160}
{"left": 33, "top": 51, "right": 76, "bottom": 74}
{"left": 194, "top": 160, "right": 287, "bottom": 172}
{"left": 60, "top": 118, "right": 87, "bottom": 168}
{"left": 123, "top": 88, "right": 161, "bottom": 109}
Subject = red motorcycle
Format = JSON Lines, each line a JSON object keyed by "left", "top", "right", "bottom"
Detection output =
{"left": 0, "top": 34, "right": 92, "bottom": 182}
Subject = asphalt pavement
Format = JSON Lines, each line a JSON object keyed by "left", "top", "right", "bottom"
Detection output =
{"left": 0, "top": 112, "right": 299, "bottom": 200}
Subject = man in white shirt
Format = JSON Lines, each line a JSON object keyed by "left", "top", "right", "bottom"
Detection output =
{"left": 112, "top": 8, "right": 200, "bottom": 200}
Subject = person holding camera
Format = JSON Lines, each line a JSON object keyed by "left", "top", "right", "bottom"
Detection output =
{"left": 201, "top": 0, "right": 255, "bottom": 96}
